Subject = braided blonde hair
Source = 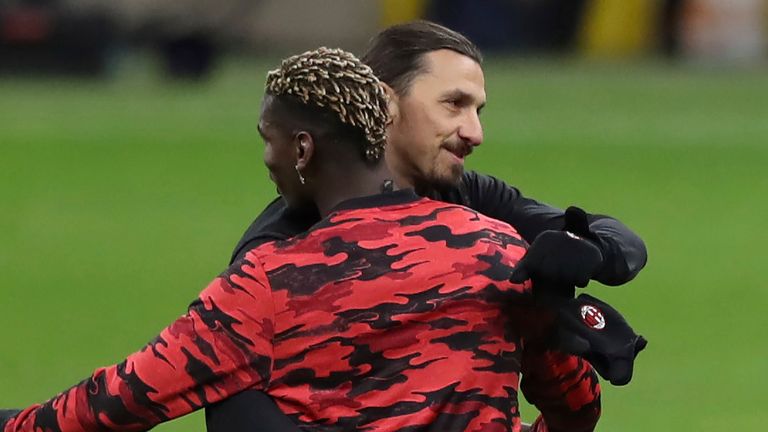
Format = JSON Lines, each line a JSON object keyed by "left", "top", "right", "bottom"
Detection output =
{"left": 266, "top": 47, "right": 389, "bottom": 161}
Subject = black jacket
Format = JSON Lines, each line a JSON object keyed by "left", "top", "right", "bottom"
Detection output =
{"left": 231, "top": 171, "right": 647, "bottom": 286}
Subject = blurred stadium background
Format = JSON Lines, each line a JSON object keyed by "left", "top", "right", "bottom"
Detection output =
{"left": 1, "top": 0, "right": 767, "bottom": 430}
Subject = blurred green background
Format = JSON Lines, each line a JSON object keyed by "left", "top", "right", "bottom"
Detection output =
{"left": 1, "top": 57, "right": 767, "bottom": 431}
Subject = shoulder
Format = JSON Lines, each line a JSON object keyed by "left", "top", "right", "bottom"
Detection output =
{"left": 231, "top": 198, "right": 321, "bottom": 263}
{"left": 395, "top": 198, "right": 525, "bottom": 241}
{"left": 462, "top": 171, "right": 522, "bottom": 200}
{"left": 428, "top": 171, "right": 523, "bottom": 209}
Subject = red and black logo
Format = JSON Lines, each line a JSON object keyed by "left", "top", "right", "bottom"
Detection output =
{"left": 580, "top": 304, "right": 606, "bottom": 330}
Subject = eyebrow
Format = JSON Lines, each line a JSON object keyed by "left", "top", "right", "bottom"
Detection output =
{"left": 444, "top": 89, "right": 486, "bottom": 112}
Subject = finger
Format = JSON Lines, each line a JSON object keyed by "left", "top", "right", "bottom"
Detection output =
{"left": 635, "top": 336, "right": 648, "bottom": 355}
{"left": 609, "top": 337, "right": 648, "bottom": 386}
{"left": 607, "top": 358, "right": 633, "bottom": 386}
{"left": 564, "top": 206, "right": 590, "bottom": 236}
{"left": 573, "top": 273, "right": 590, "bottom": 288}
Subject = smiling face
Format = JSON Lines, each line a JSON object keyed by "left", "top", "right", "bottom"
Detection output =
{"left": 386, "top": 49, "right": 486, "bottom": 191}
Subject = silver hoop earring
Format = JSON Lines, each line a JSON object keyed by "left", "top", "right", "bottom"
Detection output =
{"left": 295, "top": 165, "right": 306, "bottom": 185}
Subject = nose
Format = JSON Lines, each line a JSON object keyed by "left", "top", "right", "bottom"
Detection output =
{"left": 458, "top": 110, "right": 483, "bottom": 147}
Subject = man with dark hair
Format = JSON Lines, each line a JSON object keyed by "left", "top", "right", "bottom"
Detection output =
{"left": 211, "top": 20, "right": 645, "bottom": 432}
{"left": 232, "top": 20, "right": 645, "bottom": 286}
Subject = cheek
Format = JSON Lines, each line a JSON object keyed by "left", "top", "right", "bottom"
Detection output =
{"left": 429, "top": 112, "right": 458, "bottom": 140}
{"left": 262, "top": 144, "right": 274, "bottom": 169}
{"left": 411, "top": 113, "right": 455, "bottom": 155}
{"left": 263, "top": 146, "right": 285, "bottom": 184}
{"left": 399, "top": 110, "right": 441, "bottom": 153}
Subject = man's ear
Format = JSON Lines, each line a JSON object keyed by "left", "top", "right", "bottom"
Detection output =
{"left": 381, "top": 82, "right": 399, "bottom": 124}
{"left": 294, "top": 131, "right": 315, "bottom": 171}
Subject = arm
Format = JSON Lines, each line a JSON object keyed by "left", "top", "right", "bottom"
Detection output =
{"left": 4, "top": 257, "right": 275, "bottom": 432}
{"left": 521, "top": 347, "right": 601, "bottom": 432}
{"left": 461, "top": 171, "right": 647, "bottom": 286}
{"left": 0, "top": 411, "right": 19, "bottom": 430}
{"left": 206, "top": 390, "right": 299, "bottom": 432}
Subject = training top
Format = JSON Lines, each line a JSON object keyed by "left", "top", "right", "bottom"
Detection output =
{"left": 3, "top": 190, "right": 599, "bottom": 432}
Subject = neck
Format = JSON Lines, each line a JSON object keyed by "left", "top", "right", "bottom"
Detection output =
{"left": 384, "top": 147, "right": 438, "bottom": 197}
{"left": 384, "top": 143, "right": 417, "bottom": 190}
{"left": 313, "top": 162, "right": 395, "bottom": 217}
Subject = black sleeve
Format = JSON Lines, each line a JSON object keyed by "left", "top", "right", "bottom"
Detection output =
{"left": 457, "top": 171, "right": 647, "bottom": 286}
{"left": 206, "top": 391, "right": 300, "bottom": 432}
{"left": 1, "top": 409, "right": 21, "bottom": 429}
{"left": 229, "top": 197, "right": 319, "bottom": 264}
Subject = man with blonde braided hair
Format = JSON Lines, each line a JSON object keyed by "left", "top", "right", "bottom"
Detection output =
{"left": 1, "top": 47, "right": 393, "bottom": 432}
{"left": 2, "top": 46, "right": 626, "bottom": 432}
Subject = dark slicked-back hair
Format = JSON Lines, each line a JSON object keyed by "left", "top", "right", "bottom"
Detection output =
{"left": 362, "top": 20, "right": 483, "bottom": 95}
{"left": 266, "top": 47, "right": 389, "bottom": 161}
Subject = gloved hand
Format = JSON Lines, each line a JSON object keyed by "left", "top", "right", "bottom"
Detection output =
{"left": 510, "top": 206, "right": 604, "bottom": 291}
{"left": 554, "top": 293, "right": 647, "bottom": 386}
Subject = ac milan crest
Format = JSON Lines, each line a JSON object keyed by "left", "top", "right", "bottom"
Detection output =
{"left": 580, "top": 304, "right": 606, "bottom": 330}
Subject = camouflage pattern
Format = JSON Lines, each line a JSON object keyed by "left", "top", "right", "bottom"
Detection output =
{"left": 4, "top": 192, "right": 599, "bottom": 432}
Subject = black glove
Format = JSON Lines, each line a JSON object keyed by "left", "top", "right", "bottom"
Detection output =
{"left": 510, "top": 206, "right": 604, "bottom": 290}
{"left": 1, "top": 409, "right": 21, "bottom": 428}
{"left": 554, "top": 293, "right": 648, "bottom": 386}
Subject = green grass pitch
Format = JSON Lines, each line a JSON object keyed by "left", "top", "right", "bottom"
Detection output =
{"left": 1, "top": 57, "right": 766, "bottom": 430}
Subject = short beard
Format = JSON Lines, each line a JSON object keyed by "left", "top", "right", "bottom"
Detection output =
{"left": 415, "top": 163, "right": 464, "bottom": 197}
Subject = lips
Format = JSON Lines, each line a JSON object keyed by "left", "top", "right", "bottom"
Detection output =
{"left": 444, "top": 143, "right": 472, "bottom": 161}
